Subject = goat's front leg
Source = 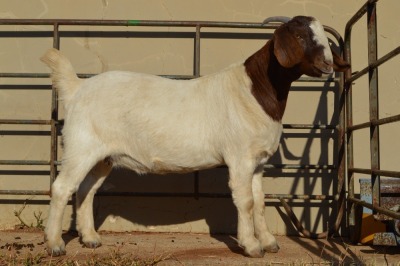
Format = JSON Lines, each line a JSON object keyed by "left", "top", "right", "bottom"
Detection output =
{"left": 252, "top": 166, "right": 279, "bottom": 252}
{"left": 76, "top": 161, "right": 112, "bottom": 249}
{"left": 228, "top": 164, "right": 264, "bottom": 258}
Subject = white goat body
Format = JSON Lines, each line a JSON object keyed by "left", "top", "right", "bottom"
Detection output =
{"left": 44, "top": 49, "right": 282, "bottom": 174}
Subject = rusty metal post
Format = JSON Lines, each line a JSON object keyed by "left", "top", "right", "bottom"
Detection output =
{"left": 193, "top": 24, "right": 202, "bottom": 200}
{"left": 367, "top": 1, "right": 381, "bottom": 212}
{"left": 50, "top": 23, "right": 60, "bottom": 192}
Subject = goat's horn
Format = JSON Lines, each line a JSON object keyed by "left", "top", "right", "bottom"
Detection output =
{"left": 262, "top": 16, "right": 292, "bottom": 25}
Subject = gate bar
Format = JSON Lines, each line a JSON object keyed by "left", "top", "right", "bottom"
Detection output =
{"left": 346, "top": 45, "right": 400, "bottom": 84}
{"left": 348, "top": 197, "right": 400, "bottom": 220}
{"left": 349, "top": 168, "right": 400, "bottom": 178}
{"left": 348, "top": 114, "right": 400, "bottom": 131}
{"left": 367, "top": 0, "right": 381, "bottom": 212}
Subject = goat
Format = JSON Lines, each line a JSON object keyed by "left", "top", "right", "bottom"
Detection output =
{"left": 41, "top": 16, "right": 349, "bottom": 258}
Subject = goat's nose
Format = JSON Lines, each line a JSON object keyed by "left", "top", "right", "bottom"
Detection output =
{"left": 320, "top": 59, "right": 333, "bottom": 74}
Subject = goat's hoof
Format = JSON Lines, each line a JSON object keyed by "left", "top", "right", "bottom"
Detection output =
{"left": 264, "top": 243, "right": 280, "bottom": 253}
{"left": 45, "top": 237, "right": 66, "bottom": 256}
{"left": 245, "top": 246, "right": 265, "bottom": 258}
{"left": 81, "top": 232, "right": 102, "bottom": 249}
{"left": 84, "top": 240, "right": 102, "bottom": 249}
{"left": 46, "top": 245, "right": 66, "bottom": 256}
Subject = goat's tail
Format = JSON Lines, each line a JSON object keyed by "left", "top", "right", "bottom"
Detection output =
{"left": 41, "top": 48, "right": 82, "bottom": 107}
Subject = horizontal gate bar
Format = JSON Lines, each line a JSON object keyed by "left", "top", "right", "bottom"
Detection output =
{"left": 0, "top": 160, "right": 335, "bottom": 170}
{"left": 0, "top": 119, "right": 52, "bottom": 125}
{"left": 0, "top": 19, "right": 344, "bottom": 52}
{"left": 0, "top": 160, "right": 50, "bottom": 165}
{"left": 347, "top": 114, "right": 400, "bottom": 131}
{"left": 349, "top": 168, "right": 400, "bottom": 178}
{"left": 264, "top": 194, "right": 335, "bottom": 200}
{"left": 0, "top": 72, "right": 337, "bottom": 83}
{"left": 264, "top": 164, "right": 335, "bottom": 170}
{"left": 0, "top": 190, "right": 50, "bottom": 196}
{"left": 346, "top": 45, "right": 400, "bottom": 85}
{"left": 283, "top": 124, "right": 336, "bottom": 129}
{"left": 348, "top": 196, "right": 400, "bottom": 220}
{"left": 0, "top": 120, "right": 336, "bottom": 129}
{"left": 0, "top": 189, "right": 335, "bottom": 201}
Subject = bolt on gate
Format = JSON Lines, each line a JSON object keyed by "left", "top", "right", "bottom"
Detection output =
{"left": 0, "top": 18, "right": 346, "bottom": 236}
{"left": 344, "top": 0, "right": 400, "bottom": 243}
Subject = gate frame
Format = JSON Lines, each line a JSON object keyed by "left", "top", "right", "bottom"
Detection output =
{"left": 344, "top": 0, "right": 400, "bottom": 241}
{"left": 0, "top": 18, "right": 346, "bottom": 238}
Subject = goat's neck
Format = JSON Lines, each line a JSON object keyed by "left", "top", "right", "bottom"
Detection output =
{"left": 244, "top": 40, "right": 301, "bottom": 121}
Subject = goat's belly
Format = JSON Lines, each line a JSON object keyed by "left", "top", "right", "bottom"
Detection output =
{"left": 110, "top": 152, "right": 222, "bottom": 175}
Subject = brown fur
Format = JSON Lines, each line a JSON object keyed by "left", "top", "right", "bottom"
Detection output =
{"left": 244, "top": 41, "right": 301, "bottom": 121}
{"left": 244, "top": 16, "right": 349, "bottom": 122}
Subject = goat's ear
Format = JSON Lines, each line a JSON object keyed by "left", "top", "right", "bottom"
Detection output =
{"left": 332, "top": 48, "right": 350, "bottom": 72}
{"left": 273, "top": 25, "right": 303, "bottom": 68}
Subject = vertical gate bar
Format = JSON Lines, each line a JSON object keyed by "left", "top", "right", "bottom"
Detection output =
{"left": 336, "top": 61, "right": 346, "bottom": 234}
{"left": 50, "top": 22, "right": 60, "bottom": 193}
{"left": 367, "top": 1, "right": 380, "bottom": 211}
{"left": 344, "top": 14, "right": 355, "bottom": 231}
{"left": 194, "top": 25, "right": 201, "bottom": 199}
{"left": 194, "top": 25, "right": 201, "bottom": 77}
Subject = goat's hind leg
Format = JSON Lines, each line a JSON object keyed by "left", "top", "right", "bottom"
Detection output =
{"left": 45, "top": 155, "right": 103, "bottom": 256}
{"left": 76, "top": 160, "right": 112, "bottom": 248}
{"left": 252, "top": 167, "right": 279, "bottom": 253}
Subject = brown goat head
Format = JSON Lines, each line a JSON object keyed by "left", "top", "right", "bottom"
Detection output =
{"left": 273, "top": 16, "right": 349, "bottom": 76}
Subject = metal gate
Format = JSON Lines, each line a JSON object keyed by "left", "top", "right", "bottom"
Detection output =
{"left": 0, "top": 18, "right": 346, "bottom": 235}
{"left": 344, "top": 0, "right": 400, "bottom": 241}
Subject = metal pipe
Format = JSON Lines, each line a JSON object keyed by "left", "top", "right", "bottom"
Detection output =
{"left": 349, "top": 168, "right": 400, "bottom": 178}
{"left": 282, "top": 124, "right": 336, "bottom": 130}
{"left": 348, "top": 196, "right": 400, "bottom": 220}
{"left": 346, "top": 46, "right": 400, "bottom": 85}
{"left": 367, "top": 1, "right": 381, "bottom": 212}
{"left": 344, "top": 0, "right": 375, "bottom": 239}
{"left": 0, "top": 119, "right": 51, "bottom": 125}
{"left": 0, "top": 120, "right": 336, "bottom": 129}
{"left": 0, "top": 190, "right": 50, "bottom": 196}
{"left": 265, "top": 194, "right": 335, "bottom": 200}
{"left": 263, "top": 164, "right": 335, "bottom": 170}
{"left": 0, "top": 160, "right": 50, "bottom": 165}
{"left": 348, "top": 114, "right": 400, "bottom": 131}
{"left": 49, "top": 23, "right": 60, "bottom": 190}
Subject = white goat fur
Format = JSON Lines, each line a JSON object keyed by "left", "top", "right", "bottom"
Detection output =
{"left": 42, "top": 48, "right": 282, "bottom": 257}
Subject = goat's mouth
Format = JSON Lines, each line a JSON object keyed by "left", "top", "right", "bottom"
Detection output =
{"left": 314, "top": 60, "right": 334, "bottom": 75}
{"left": 314, "top": 65, "right": 333, "bottom": 75}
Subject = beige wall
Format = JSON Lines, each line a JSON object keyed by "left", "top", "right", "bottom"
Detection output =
{"left": 0, "top": 0, "right": 399, "bottom": 236}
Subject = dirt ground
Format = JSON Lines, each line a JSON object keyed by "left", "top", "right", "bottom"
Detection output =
{"left": 1, "top": 230, "right": 400, "bottom": 265}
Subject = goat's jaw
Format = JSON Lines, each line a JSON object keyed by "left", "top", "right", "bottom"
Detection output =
{"left": 318, "top": 65, "right": 334, "bottom": 74}
{"left": 314, "top": 59, "right": 334, "bottom": 75}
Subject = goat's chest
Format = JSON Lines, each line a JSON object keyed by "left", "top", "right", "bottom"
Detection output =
{"left": 252, "top": 119, "right": 283, "bottom": 159}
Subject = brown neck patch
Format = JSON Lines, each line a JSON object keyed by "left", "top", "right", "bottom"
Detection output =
{"left": 244, "top": 40, "right": 301, "bottom": 121}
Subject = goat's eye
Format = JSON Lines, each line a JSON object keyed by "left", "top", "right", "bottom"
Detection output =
{"left": 296, "top": 34, "right": 303, "bottom": 39}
